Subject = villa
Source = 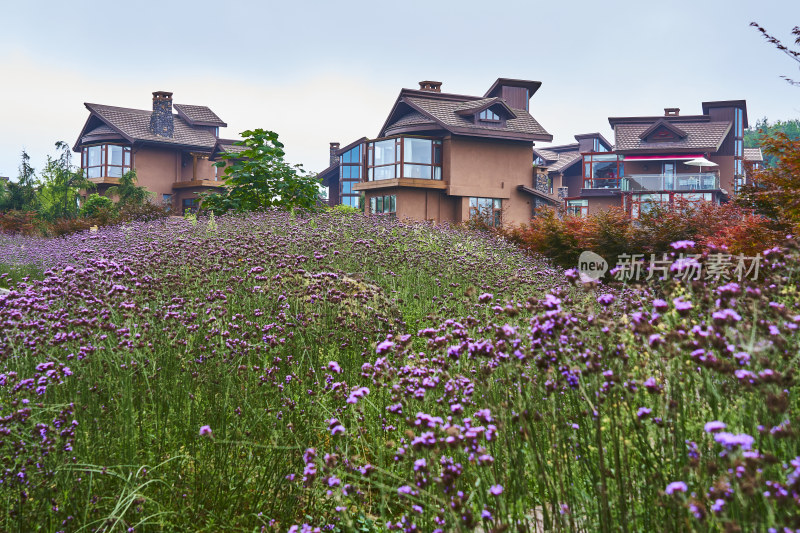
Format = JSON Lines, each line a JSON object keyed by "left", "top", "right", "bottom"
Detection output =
{"left": 73, "top": 91, "right": 243, "bottom": 214}
{"left": 320, "top": 79, "right": 553, "bottom": 226}
{"left": 536, "top": 101, "right": 754, "bottom": 218}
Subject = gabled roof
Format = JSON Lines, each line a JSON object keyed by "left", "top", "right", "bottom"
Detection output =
{"left": 614, "top": 120, "right": 732, "bottom": 153}
{"left": 533, "top": 143, "right": 582, "bottom": 174}
{"left": 378, "top": 87, "right": 552, "bottom": 142}
{"left": 744, "top": 147, "right": 763, "bottom": 162}
{"left": 80, "top": 124, "right": 127, "bottom": 144}
{"left": 384, "top": 111, "right": 439, "bottom": 134}
{"left": 76, "top": 103, "right": 219, "bottom": 151}
{"left": 174, "top": 104, "right": 227, "bottom": 127}
{"left": 454, "top": 97, "right": 517, "bottom": 119}
{"left": 638, "top": 119, "right": 688, "bottom": 141}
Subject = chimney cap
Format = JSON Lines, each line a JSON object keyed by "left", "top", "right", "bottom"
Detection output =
{"left": 330, "top": 142, "right": 340, "bottom": 148}
{"left": 153, "top": 91, "right": 173, "bottom": 99}
{"left": 419, "top": 81, "right": 442, "bottom": 92}
{"left": 664, "top": 107, "right": 680, "bottom": 116}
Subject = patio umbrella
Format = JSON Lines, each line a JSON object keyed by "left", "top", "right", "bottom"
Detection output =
{"left": 683, "top": 157, "right": 718, "bottom": 189}
{"left": 684, "top": 157, "right": 718, "bottom": 169}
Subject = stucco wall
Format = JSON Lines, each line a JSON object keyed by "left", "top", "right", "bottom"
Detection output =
{"left": 130, "top": 146, "right": 179, "bottom": 197}
{"left": 445, "top": 136, "right": 534, "bottom": 226}
{"left": 587, "top": 196, "right": 622, "bottom": 215}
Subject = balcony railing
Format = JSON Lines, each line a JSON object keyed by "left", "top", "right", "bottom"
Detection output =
{"left": 621, "top": 173, "right": 719, "bottom": 192}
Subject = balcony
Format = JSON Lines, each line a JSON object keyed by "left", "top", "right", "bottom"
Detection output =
{"left": 621, "top": 173, "right": 719, "bottom": 192}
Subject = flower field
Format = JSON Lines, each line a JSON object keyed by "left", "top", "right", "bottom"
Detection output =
{"left": 0, "top": 211, "right": 798, "bottom": 532}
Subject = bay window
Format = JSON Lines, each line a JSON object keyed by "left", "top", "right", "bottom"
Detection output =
{"left": 583, "top": 154, "right": 623, "bottom": 189}
{"left": 367, "top": 136, "right": 442, "bottom": 181}
{"left": 82, "top": 144, "right": 132, "bottom": 179}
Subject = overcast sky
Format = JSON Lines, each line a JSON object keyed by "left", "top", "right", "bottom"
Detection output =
{"left": 0, "top": 0, "right": 798, "bottom": 179}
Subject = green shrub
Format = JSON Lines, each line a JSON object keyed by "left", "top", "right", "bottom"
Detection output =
{"left": 79, "top": 193, "right": 114, "bottom": 218}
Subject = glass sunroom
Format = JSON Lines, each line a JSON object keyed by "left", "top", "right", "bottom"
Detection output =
{"left": 366, "top": 136, "right": 442, "bottom": 181}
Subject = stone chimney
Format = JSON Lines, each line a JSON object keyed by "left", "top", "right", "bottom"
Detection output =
{"left": 419, "top": 81, "right": 442, "bottom": 92}
{"left": 664, "top": 108, "right": 680, "bottom": 117}
{"left": 149, "top": 91, "right": 174, "bottom": 138}
{"left": 329, "top": 142, "right": 340, "bottom": 166}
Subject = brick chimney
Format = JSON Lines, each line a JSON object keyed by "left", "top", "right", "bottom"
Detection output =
{"left": 329, "top": 142, "right": 340, "bottom": 166}
{"left": 149, "top": 91, "right": 174, "bottom": 138}
{"left": 664, "top": 107, "right": 680, "bottom": 117}
{"left": 419, "top": 81, "right": 442, "bottom": 92}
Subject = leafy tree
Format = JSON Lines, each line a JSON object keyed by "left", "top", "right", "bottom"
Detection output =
{"left": 737, "top": 132, "right": 800, "bottom": 229}
{"left": 37, "top": 142, "right": 93, "bottom": 220}
{"left": 745, "top": 118, "right": 800, "bottom": 167}
{"left": 105, "top": 169, "right": 151, "bottom": 208}
{"left": 201, "top": 129, "right": 320, "bottom": 214}
{"left": 0, "top": 150, "right": 39, "bottom": 212}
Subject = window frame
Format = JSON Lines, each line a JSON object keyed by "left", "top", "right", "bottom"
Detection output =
{"left": 369, "top": 194, "right": 396, "bottom": 216}
{"left": 582, "top": 153, "right": 623, "bottom": 189}
{"left": 366, "top": 136, "right": 442, "bottom": 181}
{"left": 469, "top": 197, "right": 503, "bottom": 227}
{"left": 81, "top": 143, "right": 132, "bottom": 179}
{"left": 339, "top": 144, "right": 362, "bottom": 207}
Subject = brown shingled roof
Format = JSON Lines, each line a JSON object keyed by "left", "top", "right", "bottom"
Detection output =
{"left": 384, "top": 111, "right": 437, "bottom": 132}
{"left": 174, "top": 104, "right": 227, "bottom": 127}
{"left": 83, "top": 103, "right": 219, "bottom": 150}
{"left": 614, "top": 121, "right": 732, "bottom": 153}
{"left": 402, "top": 95, "right": 551, "bottom": 141}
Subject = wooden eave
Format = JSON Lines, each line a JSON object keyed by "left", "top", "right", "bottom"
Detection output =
{"left": 171, "top": 180, "right": 226, "bottom": 190}
{"left": 353, "top": 178, "right": 448, "bottom": 192}
{"left": 73, "top": 112, "right": 135, "bottom": 152}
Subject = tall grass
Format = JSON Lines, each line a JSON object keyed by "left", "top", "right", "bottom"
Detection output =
{"left": 0, "top": 211, "right": 797, "bottom": 532}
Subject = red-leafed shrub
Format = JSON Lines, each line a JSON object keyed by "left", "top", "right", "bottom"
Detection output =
{"left": 0, "top": 210, "right": 39, "bottom": 235}
{"left": 504, "top": 201, "right": 783, "bottom": 268}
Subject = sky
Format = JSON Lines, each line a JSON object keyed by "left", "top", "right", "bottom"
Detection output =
{"left": 0, "top": 0, "right": 799, "bottom": 179}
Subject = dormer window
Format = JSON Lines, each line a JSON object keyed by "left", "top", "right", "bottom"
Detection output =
{"left": 479, "top": 109, "right": 500, "bottom": 122}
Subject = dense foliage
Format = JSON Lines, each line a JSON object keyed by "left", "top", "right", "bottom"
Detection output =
{"left": 201, "top": 129, "right": 321, "bottom": 214}
{"left": 0, "top": 149, "right": 163, "bottom": 238}
{"left": 745, "top": 118, "right": 800, "bottom": 168}
{"left": 0, "top": 211, "right": 798, "bottom": 532}
{"left": 505, "top": 202, "right": 786, "bottom": 269}
{"left": 738, "top": 131, "right": 800, "bottom": 227}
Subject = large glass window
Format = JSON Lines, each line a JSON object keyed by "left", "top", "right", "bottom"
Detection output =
{"left": 82, "top": 144, "right": 131, "bottom": 179}
{"left": 583, "top": 154, "right": 622, "bottom": 189}
{"left": 469, "top": 197, "right": 502, "bottom": 227}
{"left": 367, "top": 137, "right": 442, "bottom": 181}
{"left": 339, "top": 145, "right": 362, "bottom": 207}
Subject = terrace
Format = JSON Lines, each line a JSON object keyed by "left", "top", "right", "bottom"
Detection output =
{"left": 621, "top": 172, "right": 719, "bottom": 192}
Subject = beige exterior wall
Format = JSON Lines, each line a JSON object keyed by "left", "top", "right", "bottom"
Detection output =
{"left": 587, "top": 196, "right": 622, "bottom": 215}
{"left": 445, "top": 136, "right": 534, "bottom": 226}
{"left": 131, "top": 146, "right": 180, "bottom": 198}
